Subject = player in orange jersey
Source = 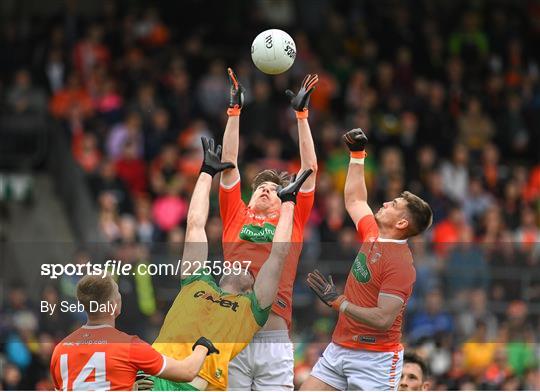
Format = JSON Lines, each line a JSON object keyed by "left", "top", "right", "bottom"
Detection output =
{"left": 301, "top": 129, "right": 433, "bottom": 391}
{"left": 49, "top": 274, "right": 218, "bottom": 391}
{"left": 220, "top": 68, "right": 318, "bottom": 390}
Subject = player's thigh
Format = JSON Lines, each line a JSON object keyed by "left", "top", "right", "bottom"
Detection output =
{"left": 304, "top": 343, "right": 347, "bottom": 391}
{"left": 227, "top": 344, "right": 254, "bottom": 390}
{"left": 345, "top": 349, "right": 403, "bottom": 391}
{"left": 251, "top": 341, "right": 294, "bottom": 390}
{"left": 299, "top": 376, "right": 338, "bottom": 391}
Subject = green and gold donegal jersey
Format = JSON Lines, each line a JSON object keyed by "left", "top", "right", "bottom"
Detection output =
{"left": 152, "top": 274, "right": 270, "bottom": 390}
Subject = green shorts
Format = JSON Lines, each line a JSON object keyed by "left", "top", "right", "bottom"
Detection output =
{"left": 150, "top": 376, "right": 200, "bottom": 391}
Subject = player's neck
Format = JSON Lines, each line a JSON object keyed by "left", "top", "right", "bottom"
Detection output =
{"left": 377, "top": 226, "right": 405, "bottom": 241}
{"left": 250, "top": 206, "right": 280, "bottom": 217}
{"left": 86, "top": 315, "right": 115, "bottom": 328}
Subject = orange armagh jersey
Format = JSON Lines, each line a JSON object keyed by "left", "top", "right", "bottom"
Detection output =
{"left": 50, "top": 325, "right": 165, "bottom": 391}
{"left": 332, "top": 215, "right": 416, "bottom": 352}
{"left": 219, "top": 180, "right": 314, "bottom": 328}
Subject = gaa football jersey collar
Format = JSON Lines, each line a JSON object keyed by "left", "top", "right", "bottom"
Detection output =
{"left": 82, "top": 324, "right": 114, "bottom": 329}
{"left": 376, "top": 237, "right": 407, "bottom": 244}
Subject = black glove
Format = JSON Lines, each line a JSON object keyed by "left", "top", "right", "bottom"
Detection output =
{"left": 342, "top": 128, "right": 368, "bottom": 152}
{"left": 285, "top": 74, "right": 319, "bottom": 112}
{"left": 277, "top": 169, "right": 313, "bottom": 204}
{"left": 306, "top": 270, "right": 346, "bottom": 310}
{"left": 192, "top": 336, "right": 220, "bottom": 356}
{"left": 227, "top": 67, "right": 245, "bottom": 110}
{"left": 200, "top": 137, "right": 235, "bottom": 177}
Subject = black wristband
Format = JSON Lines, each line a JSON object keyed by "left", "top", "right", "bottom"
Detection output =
{"left": 200, "top": 164, "right": 218, "bottom": 178}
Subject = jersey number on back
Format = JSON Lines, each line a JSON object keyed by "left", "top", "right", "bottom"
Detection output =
{"left": 59, "top": 352, "right": 111, "bottom": 390}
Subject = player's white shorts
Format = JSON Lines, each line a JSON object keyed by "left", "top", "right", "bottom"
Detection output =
{"left": 311, "top": 342, "right": 403, "bottom": 391}
{"left": 228, "top": 330, "right": 294, "bottom": 390}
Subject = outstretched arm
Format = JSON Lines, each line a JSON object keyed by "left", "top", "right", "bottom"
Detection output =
{"left": 286, "top": 74, "right": 319, "bottom": 192}
{"left": 181, "top": 138, "right": 234, "bottom": 279}
{"left": 254, "top": 170, "right": 312, "bottom": 308}
{"left": 343, "top": 129, "right": 372, "bottom": 227}
{"left": 160, "top": 347, "right": 208, "bottom": 382}
{"left": 160, "top": 337, "right": 220, "bottom": 382}
{"left": 307, "top": 270, "right": 403, "bottom": 331}
{"left": 221, "top": 68, "right": 244, "bottom": 187}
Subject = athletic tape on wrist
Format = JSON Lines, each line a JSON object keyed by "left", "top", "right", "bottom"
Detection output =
{"left": 350, "top": 151, "right": 367, "bottom": 158}
{"left": 339, "top": 300, "right": 349, "bottom": 313}
{"left": 227, "top": 107, "right": 241, "bottom": 116}
{"left": 295, "top": 109, "right": 308, "bottom": 119}
{"left": 350, "top": 157, "right": 365, "bottom": 165}
{"left": 331, "top": 295, "right": 347, "bottom": 311}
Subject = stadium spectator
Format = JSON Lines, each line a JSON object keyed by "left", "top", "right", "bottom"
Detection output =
{"left": 408, "top": 288, "right": 453, "bottom": 344}
{"left": 440, "top": 143, "right": 469, "bottom": 204}
{"left": 5, "top": 69, "right": 47, "bottom": 115}
{"left": 399, "top": 352, "right": 431, "bottom": 391}
{"left": 49, "top": 72, "right": 93, "bottom": 120}
{"left": 72, "top": 132, "right": 102, "bottom": 173}
{"left": 72, "top": 24, "right": 111, "bottom": 80}
{"left": 106, "top": 111, "right": 144, "bottom": 160}
{"left": 114, "top": 141, "right": 147, "bottom": 196}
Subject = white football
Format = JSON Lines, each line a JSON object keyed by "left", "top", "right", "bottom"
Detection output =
{"left": 251, "top": 29, "right": 296, "bottom": 75}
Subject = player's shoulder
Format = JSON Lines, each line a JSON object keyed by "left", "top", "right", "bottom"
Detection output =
{"left": 379, "top": 241, "right": 414, "bottom": 267}
{"left": 357, "top": 214, "right": 379, "bottom": 239}
{"left": 181, "top": 272, "right": 217, "bottom": 289}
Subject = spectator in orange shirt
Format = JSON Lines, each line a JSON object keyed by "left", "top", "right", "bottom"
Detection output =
{"left": 432, "top": 204, "right": 466, "bottom": 257}
{"left": 135, "top": 7, "right": 170, "bottom": 48}
{"left": 72, "top": 132, "right": 102, "bottom": 174}
{"left": 307, "top": 58, "right": 338, "bottom": 114}
{"left": 49, "top": 73, "right": 93, "bottom": 120}
{"left": 524, "top": 164, "right": 540, "bottom": 202}
{"left": 484, "top": 346, "right": 513, "bottom": 389}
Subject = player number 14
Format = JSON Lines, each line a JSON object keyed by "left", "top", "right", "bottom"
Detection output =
{"left": 59, "top": 352, "right": 111, "bottom": 390}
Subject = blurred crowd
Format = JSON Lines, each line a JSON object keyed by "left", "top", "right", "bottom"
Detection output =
{"left": 2, "top": 0, "right": 540, "bottom": 390}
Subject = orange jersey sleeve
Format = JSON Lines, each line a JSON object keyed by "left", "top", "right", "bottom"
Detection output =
{"left": 292, "top": 190, "right": 315, "bottom": 240}
{"left": 129, "top": 336, "right": 166, "bottom": 376}
{"left": 356, "top": 214, "right": 379, "bottom": 242}
{"left": 219, "top": 179, "right": 246, "bottom": 230}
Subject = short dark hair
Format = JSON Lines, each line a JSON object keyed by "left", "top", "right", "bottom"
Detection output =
{"left": 251, "top": 169, "right": 290, "bottom": 191}
{"left": 76, "top": 274, "right": 116, "bottom": 313}
{"left": 400, "top": 191, "right": 433, "bottom": 237}
{"left": 404, "top": 352, "right": 430, "bottom": 381}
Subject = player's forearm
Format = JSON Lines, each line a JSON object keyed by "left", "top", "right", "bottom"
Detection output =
{"left": 298, "top": 119, "right": 318, "bottom": 172}
{"left": 344, "top": 162, "right": 368, "bottom": 206}
{"left": 253, "top": 202, "right": 294, "bottom": 308}
{"left": 163, "top": 347, "right": 207, "bottom": 382}
{"left": 272, "top": 201, "right": 294, "bottom": 246}
{"left": 186, "top": 173, "right": 212, "bottom": 232}
{"left": 342, "top": 302, "right": 394, "bottom": 331}
{"left": 221, "top": 115, "right": 239, "bottom": 164}
{"left": 268, "top": 202, "right": 294, "bottom": 261}
{"left": 182, "top": 174, "right": 211, "bottom": 277}
{"left": 297, "top": 119, "right": 318, "bottom": 191}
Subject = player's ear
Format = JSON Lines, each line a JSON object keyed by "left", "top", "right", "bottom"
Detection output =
{"left": 395, "top": 218, "right": 409, "bottom": 231}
